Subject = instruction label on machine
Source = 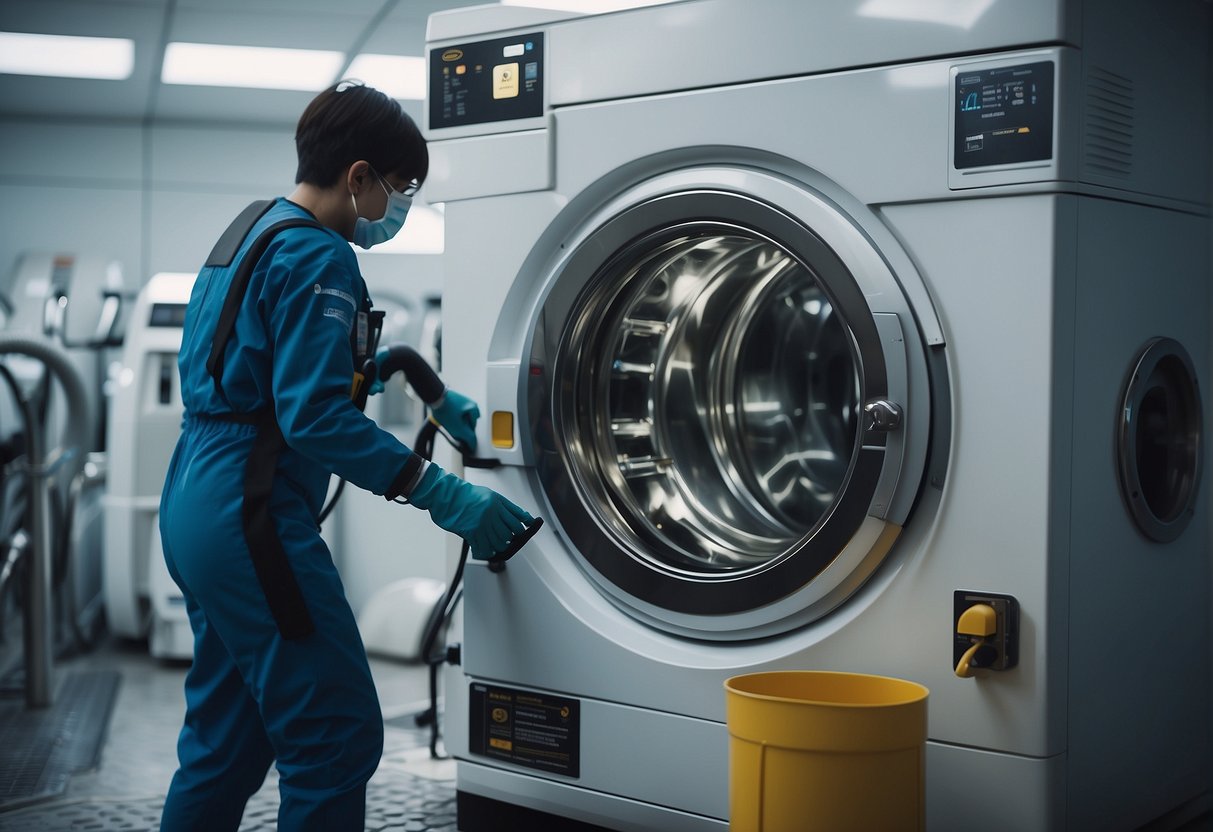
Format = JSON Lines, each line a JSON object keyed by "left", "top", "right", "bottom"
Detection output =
{"left": 469, "top": 684, "right": 580, "bottom": 778}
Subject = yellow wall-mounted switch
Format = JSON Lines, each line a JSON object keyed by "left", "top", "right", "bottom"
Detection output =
{"left": 954, "top": 603, "right": 998, "bottom": 677}
{"left": 957, "top": 603, "right": 997, "bottom": 638}
{"left": 953, "top": 591, "right": 1020, "bottom": 677}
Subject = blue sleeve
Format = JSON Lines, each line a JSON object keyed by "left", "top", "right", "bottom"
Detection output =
{"left": 264, "top": 236, "right": 418, "bottom": 496}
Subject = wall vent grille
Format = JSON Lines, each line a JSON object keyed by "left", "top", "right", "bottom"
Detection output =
{"left": 1084, "top": 67, "right": 1134, "bottom": 178}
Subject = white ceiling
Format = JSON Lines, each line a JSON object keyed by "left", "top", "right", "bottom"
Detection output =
{"left": 0, "top": 0, "right": 487, "bottom": 125}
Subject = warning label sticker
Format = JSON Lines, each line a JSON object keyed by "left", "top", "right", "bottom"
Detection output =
{"left": 469, "top": 683, "right": 580, "bottom": 778}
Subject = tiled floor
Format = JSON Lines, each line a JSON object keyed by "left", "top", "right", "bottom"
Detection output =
{"left": 3, "top": 638, "right": 1211, "bottom": 832}
{"left": 0, "top": 637, "right": 457, "bottom": 831}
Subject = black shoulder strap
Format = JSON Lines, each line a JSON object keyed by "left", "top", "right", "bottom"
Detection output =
{"left": 205, "top": 200, "right": 275, "bottom": 268}
{"left": 205, "top": 212, "right": 325, "bottom": 395}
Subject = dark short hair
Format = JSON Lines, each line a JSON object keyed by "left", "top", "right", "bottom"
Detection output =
{"left": 295, "top": 81, "right": 428, "bottom": 188}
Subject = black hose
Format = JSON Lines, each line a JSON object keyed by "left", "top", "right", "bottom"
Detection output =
{"left": 377, "top": 344, "right": 444, "bottom": 404}
{"left": 370, "top": 346, "right": 461, "bottom": 756}
{"left": 318, "top": 346, "right": 443, "bottom": 529}
{"left": 317, "top": 477, "right": 345, "bottom": 527}
{"left": 409, "top": 416, "right": 462, "bottom": 759}
{"left": 416, "top": 539, "right": 469, "bottom": 759}
{"left": 413, "top": 419, "right": 438, "bottom": 462}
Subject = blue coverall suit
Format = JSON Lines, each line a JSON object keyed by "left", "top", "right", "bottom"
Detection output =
{"left": 159, "top": 198, "right": 424, "bottom": 830}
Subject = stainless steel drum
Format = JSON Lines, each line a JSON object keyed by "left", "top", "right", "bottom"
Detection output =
{"left": 560, "top": 227, "right": 859, "bottom": 574}
{"left": 527, "top": 186, "right": 921, "bottom": 628}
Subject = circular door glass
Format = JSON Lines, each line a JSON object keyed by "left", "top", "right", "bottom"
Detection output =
{"left": 556, "top": 223, "right": 861, "bottom": 576}
{"left": 1117, "top": 337, "right": 1203, "bottom": 542}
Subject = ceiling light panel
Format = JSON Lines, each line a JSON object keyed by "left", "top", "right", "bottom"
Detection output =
{"left": 167, "top": 6, "right": 366, "bottom": 55}
{"left": 162, "top": 42, "right": 344, "bottom": 91}
{"left": 0, "top": 31, "right": 135, "bottom": 80}
{"left": 174, "top": 0, "right": 387, "bottom": 11}
{"left": 498, "top": 0, "right": 678, "bottom": 12}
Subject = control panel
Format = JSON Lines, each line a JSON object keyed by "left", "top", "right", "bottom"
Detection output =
{"left": 428, "top": 32, "right": 545, "bottom": 130}
{"left": 953, "top": 60, "right": 1054, "bottom": 170}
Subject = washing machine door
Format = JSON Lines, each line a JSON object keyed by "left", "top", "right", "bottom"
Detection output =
{"left": 527, "top": 176, "right": 938, "bottom": 638}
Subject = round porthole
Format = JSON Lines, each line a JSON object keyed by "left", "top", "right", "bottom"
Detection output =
{"left": 1117, "top": 337, "right": 1203, "bottom": 543}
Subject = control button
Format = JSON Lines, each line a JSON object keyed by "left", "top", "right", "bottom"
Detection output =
{"left": 493, "top": 62, "right": 519, "bottom": 99}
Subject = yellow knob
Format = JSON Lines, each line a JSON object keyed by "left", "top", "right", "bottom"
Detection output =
{"left": 957, "top": 603, "right": 997, "bottom": 637}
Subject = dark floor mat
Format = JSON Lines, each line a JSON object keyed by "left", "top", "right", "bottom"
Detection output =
{"left": 0, "top": 669, "right": 121, "bottom": 811}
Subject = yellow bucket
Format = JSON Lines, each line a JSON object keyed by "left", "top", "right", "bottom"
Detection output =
{"left": 724, "top": 671, "right": 928, "bottom": 832}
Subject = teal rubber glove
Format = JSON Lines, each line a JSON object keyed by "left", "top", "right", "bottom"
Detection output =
{"left": 430, "top": 388, "right": 480, "bottom": 452}
{"left": 409, "top": 462, "right": 534, "bottom": 560}
{"left": 367, "top": 348, "right": 390, "bottom": 396}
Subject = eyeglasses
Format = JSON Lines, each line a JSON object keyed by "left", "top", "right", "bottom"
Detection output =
{"left": 370, "top": 165, "right": 419, "bottom": 198}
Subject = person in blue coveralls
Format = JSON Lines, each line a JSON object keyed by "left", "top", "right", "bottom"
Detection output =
{"left": 157, "top": 81, "right": 533, "bottom": 831}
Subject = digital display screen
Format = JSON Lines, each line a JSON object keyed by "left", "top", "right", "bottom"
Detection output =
{"left": 954, "top": 61, "right": 1054, "bottom": 169}
{"left": 148, "top": 303, "right": 187, "bottom": 328}
{"left": 429, "top": 32, "right": 545, "bottom": 129}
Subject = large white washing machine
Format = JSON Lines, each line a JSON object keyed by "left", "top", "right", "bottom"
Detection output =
{"left": 105, "top": 271, "right": 197, "bottom": 659}
{"left": 425, "top": 2, "right": 1212, "bottom": 830}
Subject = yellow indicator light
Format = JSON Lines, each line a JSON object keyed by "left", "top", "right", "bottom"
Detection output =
{"left": 1018, "top": 126, "right": 1031, "bottom": 133}
{"left": 492, "top": 411, "right": 515, "bottom": 448}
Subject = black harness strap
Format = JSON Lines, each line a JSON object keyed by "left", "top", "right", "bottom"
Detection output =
{"left": 205, "top": 200, "right": 274, "bottom": 268}
{"left": 206, "top": 203, "right": 326, "bottom": 640}
{"left": 239, "top": 409, "right": 313, "bottom": 638}
{"left": 206, "top": 215, "right": 326, "bottom": 397}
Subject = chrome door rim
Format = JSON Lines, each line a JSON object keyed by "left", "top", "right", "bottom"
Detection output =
{"left": 528, "top": 187, "right": 903, "bottom": 618}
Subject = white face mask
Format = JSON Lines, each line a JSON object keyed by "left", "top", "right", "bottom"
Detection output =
{"left": 352, "top": 169, "right": 414, "bottom": 249}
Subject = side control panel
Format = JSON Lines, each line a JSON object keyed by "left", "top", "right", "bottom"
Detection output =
{"left": 953, "top": 590, "right": 1019, "bottom": 675}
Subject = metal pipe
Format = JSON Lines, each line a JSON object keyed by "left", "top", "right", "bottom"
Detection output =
{"left": 59, "top": 455, "right": 107, "bottom": 652}
{"left": 24, "top": 423, "right": 53, "bottom": 707}
{"left": 0, "top": 335, "right": 91, "bottom": 709}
